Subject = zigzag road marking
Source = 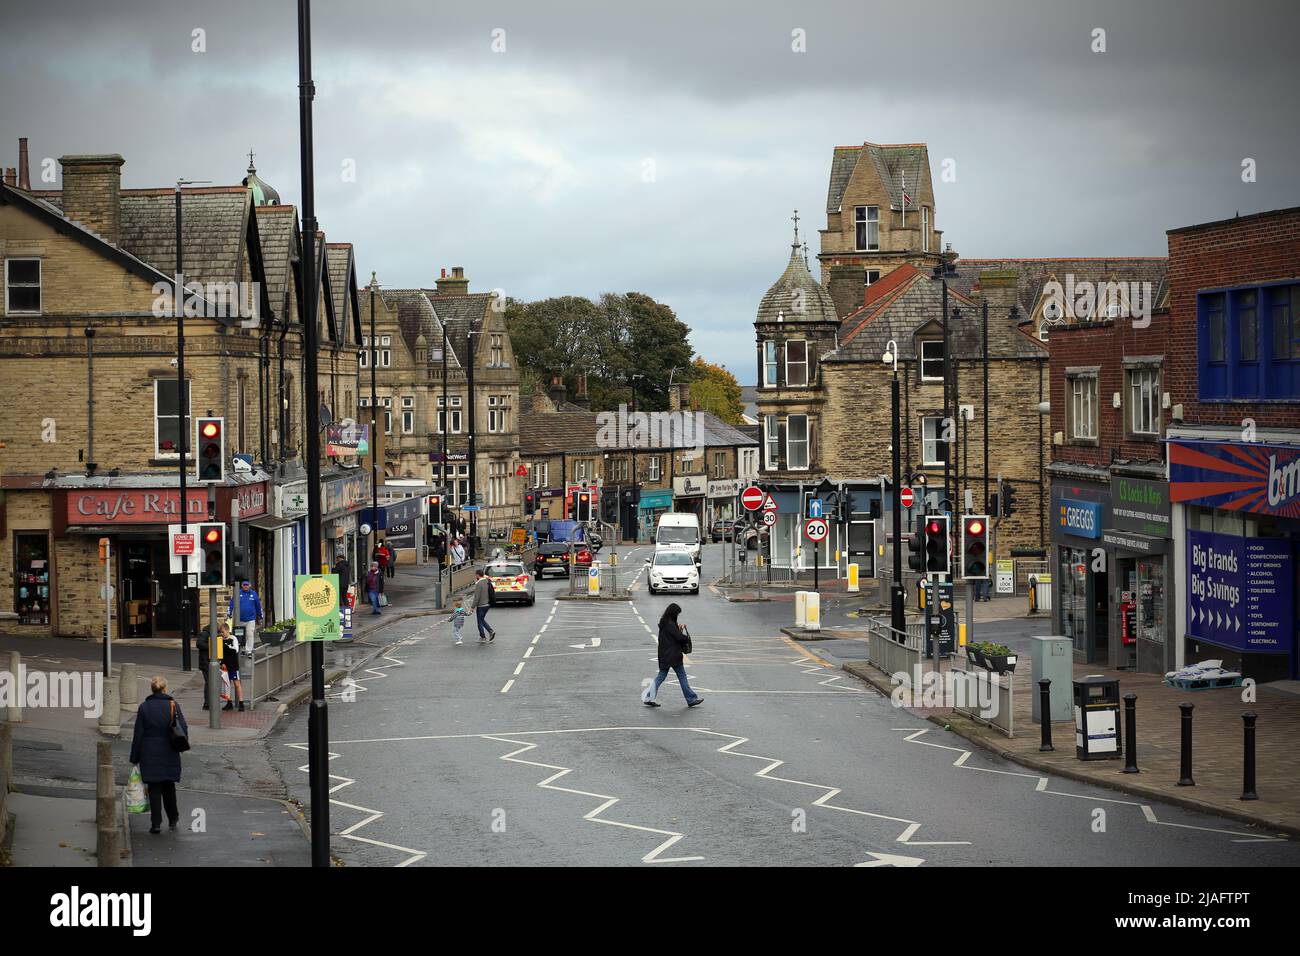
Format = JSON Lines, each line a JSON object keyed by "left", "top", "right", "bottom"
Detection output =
{"left": 481, "top": 735, "right": 703, "bottom": 864}
{"left": 902, "top": 728, "right": 1286, "bottom": 844}
{"left": 285, "top": 741, "right": 427, "bottom": 867}
{"left": 325, "top": 621, "right": 437, "bottom": 701}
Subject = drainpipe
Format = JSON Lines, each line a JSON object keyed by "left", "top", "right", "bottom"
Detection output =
{"left": 84, "top": 327, "right": 96, "bottom": 473}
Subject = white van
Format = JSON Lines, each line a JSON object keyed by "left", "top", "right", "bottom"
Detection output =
{"left": 655, "top": 513, "right": 701, "bottom": 565}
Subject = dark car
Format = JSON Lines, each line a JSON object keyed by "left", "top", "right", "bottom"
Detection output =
{"left": 711, "top": 518, "right": 736, "bottom": 543}
{"left": 533, "top": 543, "right": 595, "bottom": 578}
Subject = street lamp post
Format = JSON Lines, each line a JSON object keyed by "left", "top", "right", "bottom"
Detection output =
{"left": 368, "top": 273, "right": 378, "bottom": 591}
{"left": 883, "top": 339, "right": 905, "bottom": 635}
{"left": 466, "top": 328, "right": 482, "bottom": 559}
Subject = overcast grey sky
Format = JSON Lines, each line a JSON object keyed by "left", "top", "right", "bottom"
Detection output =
{"left": 3, "top": 0, "right": 1297, "bottom": 383}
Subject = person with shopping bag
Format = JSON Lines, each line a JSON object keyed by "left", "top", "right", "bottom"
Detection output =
{"left": 128, "top": 675, "right": 189, "bottom": 834}
{"left": 219, "top": 622, "right": 245, "bottom": 711}
{"left": 643, "top": 603, "right": 703, "bottom": 708}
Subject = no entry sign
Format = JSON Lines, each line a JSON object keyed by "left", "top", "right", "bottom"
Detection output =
{"left": 804, "top": 518, "right": 829, "bottom": 542}
{"left": 900, "top": 486, "right": 915, "bottom": 508}
{"left": 741, "top": 486, "right": 765, "bottom": 511}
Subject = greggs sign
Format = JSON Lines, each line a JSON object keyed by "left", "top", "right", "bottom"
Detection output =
{"left": 1169, "top": 439, "right": 1300, "bottom": 519}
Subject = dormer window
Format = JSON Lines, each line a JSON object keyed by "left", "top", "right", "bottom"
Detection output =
{"left": 920, "top": 340, "right": 945, "bottom": 382}
{"left": 786, "top": 340, "right": 809, "bottom": 387}
{"left": 854, "top": 206, "right": 879, "bottom": 252}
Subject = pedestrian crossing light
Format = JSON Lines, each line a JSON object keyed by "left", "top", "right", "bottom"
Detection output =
{"left": 907, "top": 513, "right": 926, "bottom": 572}
{"left": 923, "top": 515, "right": 950, "bottom": 577}
{"left": 1001, "top": 482, "right": 1018, "bottom": 518}
{"left": 961, "top": 515, "right": 990, "bottom": 579}
{"left": 573, "top": 490, "right": 592, "bottom": 522}
{"left": 198, "top": 523, "right": 226, "bottom": 588}
{"left": 195, "top": 417, "right": 225, "bottom": 483}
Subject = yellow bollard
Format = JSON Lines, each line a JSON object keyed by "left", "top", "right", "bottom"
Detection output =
{"left": 847, "top": 563, "right": 859, "bottom": 592}
{"left": 959, "top": 622, "right": 967, "bottom": 647}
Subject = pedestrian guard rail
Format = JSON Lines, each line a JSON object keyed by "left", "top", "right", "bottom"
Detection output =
{"left": 950, "top": 657, "right": 1015, "bottom": 738}
{"left": 863, "top": 616, "right": 924, "bottom": 685}
{"left": 251, "top": 639, "right": 312, "bottom": 703}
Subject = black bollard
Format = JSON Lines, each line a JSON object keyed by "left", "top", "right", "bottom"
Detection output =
{"left": 1177, "top": 701, "right": 1195, "bottom": 787}
{"left": 1241, "top": 712, "right": 1258, "bottom": 801}
{"left": 1123, "top": 693, "right": 1139, "bottom": 774}
{"left": 1038, "top": 678, "right": 1054, "bottom": 752}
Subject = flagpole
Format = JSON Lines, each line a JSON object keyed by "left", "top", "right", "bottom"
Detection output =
{"left": 901, "top": 168, "right": 906, "bottom": 228}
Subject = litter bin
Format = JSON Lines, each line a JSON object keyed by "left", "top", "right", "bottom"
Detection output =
{"left": 1073, "top": 675, "right": 1121, "bottom": 760}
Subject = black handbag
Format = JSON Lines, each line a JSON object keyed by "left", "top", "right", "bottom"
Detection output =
{"left": 169, "top": 700, "right": 191, "bottom": 753}
{"left": 681, "top": 626, "right": 692, "bottom": 656}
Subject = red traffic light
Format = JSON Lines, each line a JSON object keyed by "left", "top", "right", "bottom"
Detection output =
{"left": 927, "top": 520, "right": 942, "bottom": 534}
{"left": 203, "top": 528, "right": 221, "bottom": 543}
{"left": 967, "top": 520, "right": 983, "bottom": 535}
{"left": 201, "top": 421, "right": 220, "bottom": 439}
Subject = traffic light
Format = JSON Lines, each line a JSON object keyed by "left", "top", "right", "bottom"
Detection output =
{"left": 429, "top": 493, "right": 443, "bottom": 524}
{"left": 923, "top": 515, "right": 950, "bottom": 576}
{"left": 907, "top": 514, "right": 926, "bottom": 572}
{"left": 1002, "top": 483, "right": 1018, "bottom": 518}
{"left": 961, "top": 515, "right": 990, "bottom": 579}
{"left": 198, "top": 523, "right": 226, "bottom": 588}
{"left": 988, "top": 492, "right": 1000, "bottom": 517}
{"left": 195, "top": 417, "right": 225, "bottom": 483}
{"left": 572, "top": 490, "right": 593, "bottom": 522}
{"left": 523, "top": 491, "right": 536, "bottom": 515}
{"left": 230, "top": 531, "right": 248, "bottom": 582}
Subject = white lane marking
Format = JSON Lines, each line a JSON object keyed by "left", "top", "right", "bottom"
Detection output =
{"left": 481, "top": 735, "right": 703, "bottom": 864}
{"left": 500, "top": 679, "right": 515, "bottom": 694}
{"left": 523, "top": 646, "right": 534, "bottom": 658}
{"left": 539, "top": 624, "right": 548, "bottom": 633}
{"left": 901, "top": 729, "right": 1286, "bottom": 844}
{"left": 513, "top": 662, "right": 525, "bottom": 676}
{"left": 531, "top": 634, "right": 541, "bottom": 645}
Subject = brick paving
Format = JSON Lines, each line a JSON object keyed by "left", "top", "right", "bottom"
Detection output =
{"left": 840, "top": 645, "right": 1300, "bottom": 836}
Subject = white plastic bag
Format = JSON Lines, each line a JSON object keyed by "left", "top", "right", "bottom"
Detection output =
{"left": 126, "top": 766, "right": 148, "bottom": 814}
{"left": 220, "top": 663, "right": 232, "bottom": 702}
{"left": 641, "top": 680, "right": 655, "bottom": 704}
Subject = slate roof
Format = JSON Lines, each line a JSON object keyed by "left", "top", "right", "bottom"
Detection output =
{"left": 379, "top": 289, "right": 458, "bottom": 367}
{"left": 325, "top": 242, "right": 359, "bottom": 345}
{"left": 826, "top": 142, "right": 929, "bottom": 215}
{"left": 423, "top": 292, "right": 493, "bottom": 366}
{"left": 756, "top": 243, "right": 839, "bottom": 325}
{"left": 253, "top": 205, "right": 298, "bottom": 321}
{"left": 827, "top": 269, "right": 1047, "bottom": 363}
{"left": 947, "top": 257, "right": 1168, "bottom": 319}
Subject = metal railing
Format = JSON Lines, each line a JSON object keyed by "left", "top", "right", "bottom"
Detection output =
{"left": 950, "top": 657, "right": 1015, "bottom": 737}
{"left": 863, "top": 616, "right": 924, "bottom": 682}
{"left": 251, "top": 638, "right": 312, "bottom": 702}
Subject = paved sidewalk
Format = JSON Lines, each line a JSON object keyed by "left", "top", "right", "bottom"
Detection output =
{"left": 825, "top": 640, "right": 1300, "bottom": 836}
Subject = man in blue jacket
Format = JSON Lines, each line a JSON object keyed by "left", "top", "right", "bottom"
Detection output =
{"left": 227, "top": 579, "right": 263, "bottom": 654}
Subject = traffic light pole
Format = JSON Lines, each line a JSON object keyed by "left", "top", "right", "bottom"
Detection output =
{"left": 176, "top": 182, "right": 191, "bottom": 673}
{"left": 207, "top": 484, "right": 220, "bottom": 729}
{"left": 890, "top": 371, "right": 905, "bottom": 635}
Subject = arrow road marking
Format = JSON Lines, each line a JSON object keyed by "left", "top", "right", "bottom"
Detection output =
{"left": 568, "top": 637, "right": 603, "bottom": 649}
{"left": 856, "top": 851, "right": 925, "bottom": 867}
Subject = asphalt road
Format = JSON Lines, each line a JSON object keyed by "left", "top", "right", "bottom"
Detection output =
{"left": 270, "top": 542, "right": 1300, "bottom": 867}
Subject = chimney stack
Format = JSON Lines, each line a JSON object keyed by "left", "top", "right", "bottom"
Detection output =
{"left": 59, "top": 154, "right": 126, "bottom": 245}
{"left": 3, "top": 168, "right": 15, "bottom": 187}
{"left": 548, "top": 375, "right": 567, "bottom": 409}
{"left": 574, "top": 373, "right": 590, "bottom": 408}
{"left": 668, "top": 382, "right": 691, "bottom": 412}
{"left": 18, "top": 137, "right": 30, "bottom": 190}
{"left": 827, "top": 263, "right": 864, "bottom": 319}
{"left": 435, "top": 265, "right": 470, "bottom": 296}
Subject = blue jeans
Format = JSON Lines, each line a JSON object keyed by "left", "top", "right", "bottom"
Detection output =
{"left": 368, "top": 589, "right": 381, "bottom": 613}
{"left": 475, "top": 606, "right": 494, "bottom": 639}
{"left": 652, "top": 664, "right": 699, "bottom": 703}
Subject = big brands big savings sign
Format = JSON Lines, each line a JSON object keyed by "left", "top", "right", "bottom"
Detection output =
{"left": 1058, "top": 498, "right": 1102, "bottom": 538}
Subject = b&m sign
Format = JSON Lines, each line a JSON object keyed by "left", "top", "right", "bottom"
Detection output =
{"left": 1170, "top": 439, "right": 1300, "bottom": 519}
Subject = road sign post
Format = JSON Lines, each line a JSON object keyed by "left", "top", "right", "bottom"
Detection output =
{"left": 804, "top": 517, "right": 829, "bottom": 593}
{"left": 741, "top": 485, "right": 765, "bottom": 511}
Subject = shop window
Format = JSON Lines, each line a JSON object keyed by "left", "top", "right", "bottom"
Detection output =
{"left": 1059, "top": 547, "right": 1089, "bottom": 654}
{"left": 14, "top": 533, "right": 51, "bottom": 625}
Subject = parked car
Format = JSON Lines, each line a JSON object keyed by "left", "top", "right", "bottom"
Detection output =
{"left": 533, "top": 542, "right": 595, "bottom": 578}
{"left": 710, "top": 518, "right": 736, "bottom": 543}
{"left": 486, "top": 560, "right": 535, "bottom": 606}
{"left": 646, "top": 548, "right": 700, "bottom": 595}
{"left": 740, "top": 522, "right": 769, "bottom": 550}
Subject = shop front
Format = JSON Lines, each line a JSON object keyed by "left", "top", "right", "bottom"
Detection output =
{"left": 1170, "top": 435, "right": 1299, "bottom": 681}
{"left": 637, "top": 489, "right": 673, "bottom": 542}
{"left": 1050, "top": 478, "right": 1111, "bottom": 665}
{"left": 707, "top": 478, "right": 741, "bottom": 525}
{"left": 672, "top": 475, "right": 707, "bottom": 523}
{"left": 361, "top": 495, "right": 425, "bottom": 566}
{"left": 1101, "top": 473, "right": 1174, "bottom": 673}
{"left": 322, "top": 470, "right": 371, "bottom": 578}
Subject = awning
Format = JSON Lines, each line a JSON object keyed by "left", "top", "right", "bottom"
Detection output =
{"left": 244, "top": 515, "right": 296, "bottom": 532}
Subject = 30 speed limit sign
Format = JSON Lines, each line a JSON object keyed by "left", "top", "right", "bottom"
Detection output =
{"left": 804, "top": 517, "right": 829, "bottom": 542}
{"left": 762, "top": 509, "right": 777, "bottom": 527}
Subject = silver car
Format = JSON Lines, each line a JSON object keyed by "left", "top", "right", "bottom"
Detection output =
{"left": 486, "top": 561, "right": 536, "bottom": 606}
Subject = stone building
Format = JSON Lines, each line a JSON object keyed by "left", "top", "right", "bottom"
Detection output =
{"left": 0, "top": 145, "right": 365, "bottom": 639}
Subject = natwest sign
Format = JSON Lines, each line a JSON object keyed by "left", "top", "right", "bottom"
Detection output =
{"left": 68, "top": 489, "right": 208, "bottom": 525}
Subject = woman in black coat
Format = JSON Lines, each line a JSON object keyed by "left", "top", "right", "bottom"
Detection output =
{"left": 643, "top": 602, "right": 703, "bottom": 708}
{"left": 128, "top": 675, "right": 188, "bottom": 834}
